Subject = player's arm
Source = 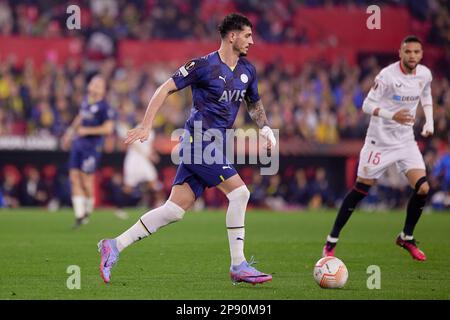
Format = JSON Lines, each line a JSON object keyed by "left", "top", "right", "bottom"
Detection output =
{"left": 65, "top": 114, "right": 82, "bottom": 137}
{"left": 61, "top": 114, "right": 82, "bottom": 150}
{"left": 78, "top": 120, "right": 115, "bottom": 136}
{"left": 362, "top": 76, "right": 414, "bottom": 125}
{"left": 420, "top": 77, "right": 433, "bottom": 137}
{"left": 245, "top": 98, "right": 269, "bottom": 129}
{"left": 245, "top": 98, "right": 276, "bottom": 149}
{"left": 125, "top": 78, "right": 178, "bottom": 145}
{"left": 244, "top": 65, "right": 276, "bottom": 149}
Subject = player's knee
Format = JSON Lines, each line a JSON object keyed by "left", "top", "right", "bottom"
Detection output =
{"left": 169, "top": 184, "right": 196, "bottom": 210}
{"left": 353, "top": 181, "right": 372, "bottom": 195}
{"left": 82, "top": 182, "right": 94, "bottom": 197}
{"left": 169, "top": 195, "right": 194, "bottom": 211}
{"left": 69, "top": 171, "right": 79, "bottom": 184}
{"left": 162, "top": 200, "right": 186, "bottom": 223}
{"left": 226, "top": 185, "right": 250, "bottom": 203}
{"left": 414, "top": 177, "right": 429, "bottom": 196}
{"left": 69, "top": 173, "right": 82, "bottom": 191}
{"left": 417, "top": 182, "right": 430, "bottom": 196}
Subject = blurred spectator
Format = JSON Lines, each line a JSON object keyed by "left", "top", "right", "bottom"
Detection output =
{"left": 19, "top": 166, "right": 49, "bottom": 206}
{"left": 248, "top": 171, "right": 267, "bottom": 206}
{"left": 431, "top": 143, "right": 450, "bottom": 210}
{"left": 264, "top": 174, "right": 287, "bottom": 210}
{"left": 47, "top": 165, "right": 72, "bottom": 211}
{"left": 1, "top": 168, "right": 20, "bottom": 208}
{"left": 308, "top": 167, "right": 333, "bottom": 208}
{"left": 0, "top": 1, "right": 13, "bottom": 35}
{"left": 0, "top": 188, "right": 4, "bottom": 208}
{"left": 288, "top": 168, "right": 310, "bottom": 207}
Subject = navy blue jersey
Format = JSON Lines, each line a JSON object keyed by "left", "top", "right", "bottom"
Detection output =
{"left": 172, "top": 51, "right": 260, "bottom": 135}
{"left": 69, "top": 97, "right": 114, "bottom": 173}
{"left": 75, "top": 97, "right": 115, "bottom": 148}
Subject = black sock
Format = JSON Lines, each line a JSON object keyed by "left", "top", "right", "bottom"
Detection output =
{"left": 330, "top": 182, "right": 371, "bottom": 238}
{"left": 403, "top": 192, "right": 427, "bottom": 236}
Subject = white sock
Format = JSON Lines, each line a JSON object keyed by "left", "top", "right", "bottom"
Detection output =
{"left": 72, "top": 196, "right": 85, "bottom": 219}
{"left": 327, "top": 235, "right": 339, "bottom": 243}
{"left": 115, "top": 200, "right": 185, "bottom": 252}
{"left": 115, "top": 220, "right": 149, "bottom": 252}
{"left": 85, "top": 197, "right": 95, "bottom": 216}
{"left": 227, "top": 228, "right": 246, "bottom": 266}
{"left": 226, "top": 186, "right": 250, "bottom": 266}
{"left": 400, "top": 231, "right": 414, "bottom": 241}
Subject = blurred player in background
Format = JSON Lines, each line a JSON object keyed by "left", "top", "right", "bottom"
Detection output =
{"left": 97, "top": 13, "right": 276, "bottom": 285}
{"left": 322, "top": 36, "right": 434, "bottom": 261}
{"left": 62, "top": 75, "right": 115, "bottom": 228}
{"left": 124, "top": 130, "right": 160, "bottom": 199}
{"left": 113, "top": 122, "right": 161, "bottom": 219}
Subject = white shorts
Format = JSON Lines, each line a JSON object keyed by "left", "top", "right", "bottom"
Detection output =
{"left": 124, "top": 158, "right": 157, "bottom": 188}
{"left": 357, "top": 140, "right": 425, "bottom": 180}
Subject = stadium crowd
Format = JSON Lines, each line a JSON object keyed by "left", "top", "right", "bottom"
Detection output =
{"left": 0, "top": 0, "right": 448, "bottom": 46}
{"left": 1, "top": 0, "right": 449, "bottom": 211}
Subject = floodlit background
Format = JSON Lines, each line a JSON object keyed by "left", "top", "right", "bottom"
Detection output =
{"left": 0, "top": 0, "right": 449, "bottom": 211}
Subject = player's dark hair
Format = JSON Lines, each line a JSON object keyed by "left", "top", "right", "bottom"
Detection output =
{"left": 401, "top": 35, "right": 422, "bottom": 46}
{"left": 86, "top": 73, "right": 109, "bottom": 93}
{"left": 218, "top": 13, "right": 252, "bottom": 38}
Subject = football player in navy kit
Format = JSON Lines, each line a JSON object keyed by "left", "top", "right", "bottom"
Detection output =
{"left": 62, "top": 75, "right": 115, "bottom": 228}
{"left": 98, "top": 13, "right": 276, "bottom": 285}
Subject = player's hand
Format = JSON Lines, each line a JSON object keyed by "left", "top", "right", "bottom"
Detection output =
{"left": 421, "top": 121, "right": 434, "bottom": 137}
{"left": 77, "top": 127, "right": 89, "bottom": 136}
{"left": 260, "top": 126, "right": 276, "bottom": 151}
{"left": 61, "top": 135, "right": 71, "bottom": 150}
{"left": 61, "top": 130, "right": 73, "bottom": 150}
{"left": 392, "top": 109, "right": 415, "bottom": 126}
{"left": 124, "top": 126, "right": 151, "bottom": 145}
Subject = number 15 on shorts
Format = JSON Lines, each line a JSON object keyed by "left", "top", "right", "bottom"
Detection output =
{"left": 367, "top": 151, "right": 381, "bottom": 165}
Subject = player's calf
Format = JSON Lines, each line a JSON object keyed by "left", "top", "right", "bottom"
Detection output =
{"left": 403, "top": 176, "right": 428, "bottom": 237}
{"left": 397, "top": 176, "right": 428, "bottom": 261}
{"left": 113, "top": 200, "right": 186, "bottom": 253}
{"left": 416, "top": 179, "right": 430, "bottom": 196}
{"left": 323, "top": 181, "right": 371, "bottom": 256}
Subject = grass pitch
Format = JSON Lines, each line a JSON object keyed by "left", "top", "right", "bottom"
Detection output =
{"left": 0, "top": 208, "right": 449, "bottom": 300}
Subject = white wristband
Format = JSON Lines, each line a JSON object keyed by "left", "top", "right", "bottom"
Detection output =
{"left": 377, "top": 109, "right": 395, "bottom": 120}
{"left": 260, "top": 126, "right": 276, "bottom": 147}
{"left": 422, "top": 105, "right": 433, "bottom": 123}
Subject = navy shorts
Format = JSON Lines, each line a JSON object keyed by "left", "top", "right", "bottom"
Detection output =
{"left": 173, "top": 137, "right": 237, "bottom": 199}
{"left": 69, "top": 139, "right": 102, "bottom": 174}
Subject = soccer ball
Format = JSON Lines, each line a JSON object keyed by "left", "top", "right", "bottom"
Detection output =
{"left": 313, "top": 256, "right": 348, "bottom": 289}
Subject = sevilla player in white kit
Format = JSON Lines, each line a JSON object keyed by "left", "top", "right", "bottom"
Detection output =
{"left": 323, "top": 36, "right": 434, "bottom": 261}
{"left": 123, "top": 131, "right": 158, "bottom": 190}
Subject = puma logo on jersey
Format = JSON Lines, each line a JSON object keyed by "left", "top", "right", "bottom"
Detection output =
{"left": 219, "top": 89, "right": 246, "bottom": 102}
{"left": 219, "top": 76, "right": 226, "bottom": 83}
{"left": 222, "top": 165, "right": 231, "bottom": 170}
